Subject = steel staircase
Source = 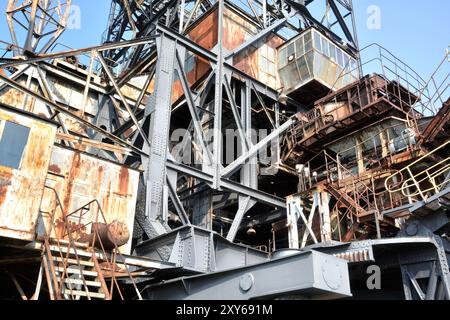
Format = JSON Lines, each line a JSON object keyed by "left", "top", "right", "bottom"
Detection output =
{"left": 42, "top": 239, "right": 110, "bottom": 300}
{"left": 40, "top": 187, "right": 142, "bottom": 300}
{"left": 325, "top": 183, "right": 372, "bottom": 218}
{"left": 421, "top": 98, "right": 450, "bottom": 147}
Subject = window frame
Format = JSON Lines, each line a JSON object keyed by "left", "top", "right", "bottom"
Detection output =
{"left": 0, "top": 119, "right": 31, "bottom": 170}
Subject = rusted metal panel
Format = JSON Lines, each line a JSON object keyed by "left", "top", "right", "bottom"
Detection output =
{"left": 0, "top": 73, "right": 97, "bottom": 136}
{"left": 0, "top": 78, "right": 40, "bottom": 113}
{"left": 234, "top": 33, "right": 283, "bottom": 90}
{"left": 38, "top": 145, "right": 139, "bottom": 254}
{"left": 0, "top": 105, "right": 57, "bottom": 241}
{"left": 189, "top": 8, "right": 219, "bottom": 50}
{"left": 322, "top": 101, "right": 351, "bottom": 123}
{"left": 172, "top": 5, "right": 283, "bottom": 102}
{"left": 222, "top": 7, "right": 258, "bottom": 50}
{"left": 171, "top": 8, "right": 218, "bottom": 103}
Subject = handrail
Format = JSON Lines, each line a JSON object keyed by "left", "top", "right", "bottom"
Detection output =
{"left": 324, "top": 151, "right": 376, "bottom": 213}
{"left": 385, "top": 140, "right": 450, "bottom": 202}
{"left": 297, "top": 149, "right": 377, "bottom": 217}
{"left": 42, "top": 186, "right": 96, "bottom": 300}
{"left": 286, "top": 73, "right": 422, "bottom": 150}
{"left": 338, "top": 44, "right": 449, "bottom": 117}
{"left": 41, "top": 186, "right": 142, "bottom": 300}
{"left": 412, "top": 50, "right": 450, "bottom": 117}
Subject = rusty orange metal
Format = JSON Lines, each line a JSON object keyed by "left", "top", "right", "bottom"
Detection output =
{"left": 0, "top": 104, "right": 57, "bottom": 241}
{"left": 38, "top": 145, "right": 140, "bottom": 254}
{"left": 171, "top": 4, "right": 284, "bottom": 103}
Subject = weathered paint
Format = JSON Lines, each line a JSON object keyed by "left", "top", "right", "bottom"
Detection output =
{"left": 0, "top": 78, "right": 40, "bottom": 113}
{"left": 38, "top": 145, "right": 140, "bottom": 254}
{"left": 0, "top": 105, "right": 57, "bottom": 241}
{"left": 171, "top": 4, "right": 283, "bottom": 103}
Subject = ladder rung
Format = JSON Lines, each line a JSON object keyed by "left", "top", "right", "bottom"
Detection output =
{"left": 52, "top": 257, "right": 95, "bottom": 267}
{"left": 61, "top": 288, "right": 105, "bottom": 299}
{"left": 55, "top": 266, "right": 98, "bottom": 277}
{"left": 53, "top": 239, "right": 90, "bottom": 248}
{"left": 49, "top": 245, "right": 92, "bottom": 258}
{"left": 57, "top": 278, "right": 102, "bottom": 288}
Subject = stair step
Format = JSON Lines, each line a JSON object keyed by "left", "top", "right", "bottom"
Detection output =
{"left": 54, "top": 266, "right": 98, "bottom": 277}
{"left": 53, "top": 239, "right": 90, "bottom": 248}
{"left": 49, "top": 245, "right": 92, "bottom": 258}
{"left": 57, "top": 277, "right": 102, "bottom": 288}
{"left": 52, "top": 257, "right": 95, "bottom": 267}
{"left": 61, "top": 288, "right": 105, "bottom": 299}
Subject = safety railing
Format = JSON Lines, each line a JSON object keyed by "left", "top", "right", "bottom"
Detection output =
{"left": 412, "top": 49, "right": 450, "bottom": 119}
{"left": 297, "top": 149, "right": 377, "bottom": 218}
{"left": 331, "top": 43, "right": 449, "bottom": 117}
{"left": 385, "top": 140, "right": 450, "bottom": 202}
{"left": 335, "top": 120, "right": 419, "bottom": 173}
{"left": 42, "top": 186, "right": 142, "bottom": 300}
{"left": 41, "top": 187, "right": 94, "bottom": 300}
{"left": 282, "top": 73, "right": 423, "bottom": 161}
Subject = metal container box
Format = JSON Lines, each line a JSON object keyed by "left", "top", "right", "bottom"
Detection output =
{"left": 278, "top": 27, "right": 359, "bottom": 105}
{"left": 171, "top": 3, "right": 284, "bottom": 103}
{"left": 38, "top": 145, "right": 140, "bottom": 254}
{"left": 0, "top": 104, "right": 57, "bottom": 241}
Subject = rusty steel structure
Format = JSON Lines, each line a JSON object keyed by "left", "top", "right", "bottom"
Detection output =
{"left": 0, "top": 0, "right": 449, "bottom": 300}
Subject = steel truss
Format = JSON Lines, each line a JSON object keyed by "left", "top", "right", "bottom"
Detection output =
{"left": 4, "top": 0, "right": 449, "bottom": 302}
{"left": 0, "top": 0, "right": 361, "bottom": 248}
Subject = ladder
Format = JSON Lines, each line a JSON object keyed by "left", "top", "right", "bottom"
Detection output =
{"left": 40, "top": 187, "right": 142, "bottom": 300}
{"left": 42, "top": 240, "right": 111, "bottom": 300}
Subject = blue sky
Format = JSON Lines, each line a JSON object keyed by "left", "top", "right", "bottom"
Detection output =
{"left": 0, "top": 0, "right": 448, "bottom": 80}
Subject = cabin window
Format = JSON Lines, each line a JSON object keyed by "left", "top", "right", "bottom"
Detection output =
{"left": 314, "top": 31, "right": 322, "bottom": 53}
{"left": 184, "top": 52, "right": 196, "bottom": 74}
{"left": 0, "top": 120, "right": 30, "bottom": 169}
{"left": 336, "top": 48, "right": 344, "bottom": 67}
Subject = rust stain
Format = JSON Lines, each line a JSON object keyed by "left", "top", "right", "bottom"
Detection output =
{"left": 62, "top": 151, "right": 81, "bottom": 213}
{"left": 118, "top": 166, "right": 130, "bottom": 195}
{"left": 48, "top": 164, "right": 62, "bottom": 174}
{"left": 98, "top": 165, "right": 104, "bottom": 177}
{"left": 0, "top": 172, "right": 13, "bottom": 208}
{"left": 102, "top": 180, "right": 112, "bottom": 221}
{"left": 42, "top": 145, "right": 140, "bottom": 254}
{"left": 0, "top": 107, "right": 56, "bottom": 241}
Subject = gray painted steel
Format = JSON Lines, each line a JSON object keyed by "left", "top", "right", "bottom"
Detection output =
{"left": 142, "top": 250, "right": 351, "bottom": 300}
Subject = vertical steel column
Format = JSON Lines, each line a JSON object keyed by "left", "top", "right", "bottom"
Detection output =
{"left": 241, "top": 80, "right": 258, "bottom": 191}
{"left": 212, "top": 0, "right": 225, "bottom": 189}
{"left": 145, "top": 33, "right": 177, "bottom": 221}
{"left": 286, "top": 197, "right": 300, "bottom": 249}
{"left": 319, "top": 191, "right": 332, "bottom": 242}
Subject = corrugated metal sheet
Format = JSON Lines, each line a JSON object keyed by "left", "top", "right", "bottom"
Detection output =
{"left": 38, "top": 145, "right": 140, "bottom": 254}
{"left": 0, "top": 106, "right": 57, "bottom": 241}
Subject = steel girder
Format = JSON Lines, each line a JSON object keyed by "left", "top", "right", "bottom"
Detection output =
{"left": 141, "top": 249, "right": 351, "bottom": 300}
{"left": 0, "top": 0, "right": 360, "bottom": 266}
{"left": 6, "top": 0, "right": 73, "bottom": 55}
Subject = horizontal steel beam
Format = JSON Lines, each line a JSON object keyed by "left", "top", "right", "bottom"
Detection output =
{"left": 221, "top": 118, "right": 294, "bottom": 177}
{"left": 0, "top": 36, "right": 157, "bottom": 68}
{"left": 167, "top": 160, "right": 286, "bottom": 208}
{"left": 143, "top": 250, "right": 351, "bottom": 300}
{"left": 156, "top": 24, "right": 278, "bottom": 100}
